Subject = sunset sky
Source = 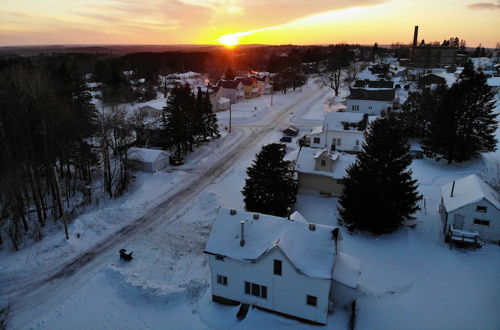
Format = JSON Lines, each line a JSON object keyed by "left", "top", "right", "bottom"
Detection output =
{"left": 0, "top": 0, "right": 499, "bottom": 47}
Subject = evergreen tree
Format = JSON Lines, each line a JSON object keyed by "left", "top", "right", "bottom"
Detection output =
{"left": 423, "top": 61, "right": 497, "bottom": 163}
{"left": 225, "top": 68, "right": 235, "bottom": 80}
{"left": 339, "top": 114, "right": 421, "bottom": 234}
{"left": 161, "top": 84, "right": 191, "bottom": 155}
{"left": 203, "top": 90, "right": 219, "bottom": 139}
{"left": 242, "top": 143, "right": 297, "bottom": 217}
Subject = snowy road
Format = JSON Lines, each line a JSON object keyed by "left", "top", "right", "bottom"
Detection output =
{"left": 2, "top": 84, "right": 329, "bottom": 328}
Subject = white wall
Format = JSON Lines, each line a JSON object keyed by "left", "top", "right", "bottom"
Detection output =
{"left": 346, "top": 99, "right": 392, "bottom": 115}
{"left": 208, "top": 248, "right": 332, "bottom": 324}
{"left": 309, "top": 130, "right": 363, "bottom": 152}
{"left": 447, "top": 199, "right": 500, "bottom": 242}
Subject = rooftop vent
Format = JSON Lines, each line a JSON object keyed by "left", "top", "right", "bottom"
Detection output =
{"left": 253, "top": 213, "right": 259, "bottom": 220}
{"left": 309, "top": 224, "right": 316, "bottom": 231}
{"left": 230, "top": 209, "right": 237, "bottom": 215}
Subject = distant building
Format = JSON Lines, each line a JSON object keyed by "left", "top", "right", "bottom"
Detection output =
{"left": 217, "top": 80, "right": 244, "bottom": 104}
{"left": 204, "top": 208, "right": 361, "bottom": 325}
{"left": 128, "top": 147, "right": 170, "bottom": 173}
{"left": 409, "top": 26, "right": 458, "bottom": 68}
{"left": 346, "top": 88, "right": 395, "bottom": 115}
{"left": 419, "top": 73, "right": 447, "bottom": 88}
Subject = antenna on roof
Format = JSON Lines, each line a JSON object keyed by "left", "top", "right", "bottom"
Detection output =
{"left": 450, "top": 181, "right": 455, "bottom": 198}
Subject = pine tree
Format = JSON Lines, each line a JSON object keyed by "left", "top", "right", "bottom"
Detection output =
{"left": 339, "top": 114, "right": 421, "bottom": 234}
{"left": 423, "top": 60, "right": 497, "bottom": 163}
{"left": 203, "top": 90, "right": 219, "bottom": 139}
{"left": 242, "top": 143, "right": 297, "bottom": 217}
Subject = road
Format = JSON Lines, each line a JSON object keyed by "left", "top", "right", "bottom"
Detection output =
{"left": 2, "top": 85, "right": 329, "bottom": 328}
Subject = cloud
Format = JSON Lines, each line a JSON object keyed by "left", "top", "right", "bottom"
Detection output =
{"left": 467, "top": 1, "right": 500, "bottom": 10}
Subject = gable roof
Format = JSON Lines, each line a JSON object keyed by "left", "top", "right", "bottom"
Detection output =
{"left": 323, "top": 112, "right": 377, "bottom": 132}
{"left": 128, "top": 147, "right": 169, "bottom": 163}
{"left": 218, "top": 80, "right": 242, "bottom": 89}
{"left": 348, "top": 88, "right": 395, "bottom": 101}
{"left": 441, "top": 175, "right": 500, "bottom": 212}
{"left": 205, "top": 208, "right": 337, "bottom": 279}
{"left": 235, "top": 77, "right": 253, "bottom": 86}
{"left": 295, "top": 147, "right": 356, "bottom": 179}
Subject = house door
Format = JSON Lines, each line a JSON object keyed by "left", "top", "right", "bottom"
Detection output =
{"left": 453, "top": 214, "right": 465, "bottom": 229}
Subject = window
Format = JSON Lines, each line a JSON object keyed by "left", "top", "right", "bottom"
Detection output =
{"left": 320, "top": 159, "right": 326, "bottom": 166}
{"left": 368, "top": 106, "right": 372, "bottom": 110}
{"left": 217, "top": 275, "right": 228, "bottom": 286}
{"left": 244, "top": 281, "right": 267, "bottom": 299}
{"left": 274, "top": 259, "right": 282, "bottom": 276}
{"left": 476, "top": 206, "right": 487, "bottom": 213}
{"left": 306, "top": 295, "right": 317, "bottom": 306}
{"left": 355, "top": 140, "right": 359, "bottom": 146}
{"left": 336, "top": 139, "right": 341, "bottom": 146}
{"left": 351, "top": 105, "right": 359, "bottom": 111}
{"left": 313, "top": 137, "right": 320, "bottom": 144}
{"left": 473, "top": 219, "right": 490, "bottom": 227}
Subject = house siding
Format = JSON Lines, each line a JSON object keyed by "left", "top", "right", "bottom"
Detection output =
{"left": 208, "top": 248, "right": 331, "bottom": 324}
{"left": 298, "top": 173, "right": 344, "bottom": 196}
{"left": 346, "top": 99, "right": 392, "bottom": 115}
{"left": 309, "top": 130, "right": 364, "bottom": 152}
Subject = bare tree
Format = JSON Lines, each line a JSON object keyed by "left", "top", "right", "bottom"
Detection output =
{"left": 479, "top": 158, "right": 500, "bottom": 193}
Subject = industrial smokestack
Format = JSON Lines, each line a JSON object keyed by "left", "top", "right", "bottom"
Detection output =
{"left": 240, "top": 220, "right": 245, "bottom": 247}
{"left": 413, "top": 26, "right": 419, "bottom": 46}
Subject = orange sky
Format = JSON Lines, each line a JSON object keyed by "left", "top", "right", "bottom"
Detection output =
{"left": 0, "top": 0, "right": 499, "bottom": 47}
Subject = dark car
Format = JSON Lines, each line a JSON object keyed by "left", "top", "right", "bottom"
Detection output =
{"left": 169, "top": 155, "right": 184, "bottom": 166}
{"left": 280, "top": 136, "right": 292, "bottom": 143}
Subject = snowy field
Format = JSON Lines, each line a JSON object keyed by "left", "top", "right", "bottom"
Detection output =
{"left": 1, "top": 77, "right": 499, "bottom": 330}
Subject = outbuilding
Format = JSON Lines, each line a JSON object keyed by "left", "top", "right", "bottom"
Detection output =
{"left": 128, "top": 147, "right": 170, "bottom": 173}
{"left": 440, "top": 175, "right": 500, "bottom": 244}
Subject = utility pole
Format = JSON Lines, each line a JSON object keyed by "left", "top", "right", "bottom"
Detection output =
{"left": 229, "top": 101, "right": 232, "bottom": 133}
{"left": 270, "top": 79, "right": 274, "bottom": 107}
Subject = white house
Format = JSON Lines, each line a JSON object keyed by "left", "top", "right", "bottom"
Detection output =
{"left": 217, "top": 80, "right": 244, "bottom": 104}
{"left": 440, "top": 175, "right": 500, "bottom": 244}
{"left": 308, "top": 112, "right": 378, "bottom": 152}
{"left": 204, "top": 208, "right": 361, "bottom": 325}
{"left": 295, "top": 148, "right": 356, "bottom": 197}
{"left": 128, "top": 147, "right": 170, "bottom": 173}
{"left": 346, "top": 88, "right": 395, "bottom": 115}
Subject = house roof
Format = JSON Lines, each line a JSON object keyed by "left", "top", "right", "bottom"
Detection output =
{"left": 323, "top": 112, "right": 377, "bottom": 132}
{"left": 204, "top": 208, "right": 337, "bottom": 279}
{"left": 290, "top": 211, "right": 309, "bottom": 223}
{"left": 440, "top": 175, "right": 500, "bottom": 212}
{"left": 128, "top": 147, "right": 169, "bottom": 163}
{"left": 294, "top": 147, "right": 356, "bottom": 179}
{"left": 218, "top": 80, "right": 242, "bottom": 89}
{"left": 354, "top": 80, "right": 394, "bottom": 89}
{"left": 235, "top": 77, "right": 253, "bottom": 86}
{"left": 487, "top": 77, "right": 500, "bottom": 87}
{"left": 348, "top": 88, "right": 395, "bottom": 101}
{"left": 332, "top": 252, "right": 362, "bottom": 289}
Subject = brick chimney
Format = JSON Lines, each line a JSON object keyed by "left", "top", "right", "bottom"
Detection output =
{"left": 412, "top": 26, "right": 419, "bottom": 47}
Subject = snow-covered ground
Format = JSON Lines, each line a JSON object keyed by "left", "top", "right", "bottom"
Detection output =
{"left": 2, "top": 76, "right": 499, "bottom": 330}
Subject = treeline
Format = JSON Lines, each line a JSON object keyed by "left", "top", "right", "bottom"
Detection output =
{"left": 398, "top": 60, "right": 497, "bottom": 163}
{"left": 0, "top": 58, "right": 144, "bottom": 250}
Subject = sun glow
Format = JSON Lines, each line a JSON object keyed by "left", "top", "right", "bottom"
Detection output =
{"left": 218, "top": 34, "right": 239, "bottom": 48}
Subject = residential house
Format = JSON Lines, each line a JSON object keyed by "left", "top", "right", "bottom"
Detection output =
{"left": 440, "top": 175, "right": 500, "bottom": 244}
{"left": 346, "top": 88, "right": 395, "bottom": 115}
{"left": 217, "top": 80, "right": 244, "bottom": 104}
{"left": 256, "top": 75, "right": 272, "bottom": 94}
{"left": 308, "top": 112, "right": 377, "bottom": 152}
{"left": 204, "top": 208, "right": 361, "bottom": 325}
{"left": 138, "top": 105, "right": 162, "bottom": 118}
{"left": 295, "top": 148, "right": 356, "bottom": 197}
{"left": 353, "top": 80, "right": 394, "bottom": 89}
{"left": 418, "top": 73, "right": 446, "bottom": 88}
{"left": 128, "top": 147, "right": 170, "bottom": 173}
{"left": 235, "top": 77, "right": 256, "bottom": 99}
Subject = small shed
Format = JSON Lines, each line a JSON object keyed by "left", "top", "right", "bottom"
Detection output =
{"left": 217, "top": 97, "right": 231, "bottom": 111}
{"left": 128, "top": 147, "right": 170, "bottom": 173}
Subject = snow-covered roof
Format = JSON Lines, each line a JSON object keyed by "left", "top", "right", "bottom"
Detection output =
{"left": 217, "top": 97, "right": 230, "bottom": 104}
{"left": 290, "top": 211, "right": 309, "bottom": 223}
{"left": 313, "top": 149, "right": 339, "bottom": 161}
{"left": 323, "top": 112, "right": 377, "bottom": 132}
{"left": 205, "top": 208, "right": 338, "bottom": 279}
{"left": 128, "top": 147, "right": 169, "bottom": 163}
{"left": 295, "top": 147, "right": 356, "bottom": 179}
{"left": 332, "top": 252, "right": 362, "bottom": 289}
{"left": 440, "top": 175, "right": 500, "bottom": 212}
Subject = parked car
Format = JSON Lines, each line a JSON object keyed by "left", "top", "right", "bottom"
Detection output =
{"left": 283, "top": 126, "right": 299, "bottom": 136}
{"left": 280, "top": 136, "right": 292, "bottom": 143}
{"left": 169, "top": 155, "right": 184, "bottom": 166}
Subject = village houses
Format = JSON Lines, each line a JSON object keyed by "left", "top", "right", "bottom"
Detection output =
{"left": 204, "top": 208, "right": 361, "bottom": 325}
{"left": 217, "top": 80, "right": 244, "bottom": 104}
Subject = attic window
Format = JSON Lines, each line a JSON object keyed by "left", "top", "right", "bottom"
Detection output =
{"left": 306, "top": 295, "right": 317, "bottom": 307}
{"left": 273, "top": 259, "right": 282, "bottom": 276}
{"left": 476, "top": 206, "right": 487, "bottom": 213}
{"left": 320, "top": 159, "right": 326, "bottom": 166}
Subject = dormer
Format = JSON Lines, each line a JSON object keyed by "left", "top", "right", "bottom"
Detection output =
{"left": 313, "top": 149, "right": 339, "bottom": 172}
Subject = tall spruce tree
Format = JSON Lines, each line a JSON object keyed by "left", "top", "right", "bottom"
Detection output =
{"left": 242, "top": 143, "right": 297, "bottom": 217}
{"left": 423, "top": 61, "right": 497, "bottom": 163}
{"left": 203, "top": 90, "right": 220, "bottom": 139}
{"left": 339, "top": 114, "right": 421, "bottom": 234}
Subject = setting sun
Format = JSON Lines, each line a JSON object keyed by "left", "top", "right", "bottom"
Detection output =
{"left": 218, "top": 34, "right": 239, "bottom": 48}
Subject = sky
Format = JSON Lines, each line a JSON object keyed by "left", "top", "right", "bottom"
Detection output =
{"left": 0, "top": 0, "right": 499, "bottom": 47}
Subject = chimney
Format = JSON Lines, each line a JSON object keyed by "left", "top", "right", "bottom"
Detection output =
{"left": 412, "top": 26, "right": 419, "bottom": 47}
{"left": 450, "top": 181, "right": 455, "bottom": 198}
{"left": 240, "top": 221, "right": 245, "bottom": 247}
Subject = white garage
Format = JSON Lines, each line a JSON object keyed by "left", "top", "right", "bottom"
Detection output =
{"left": 128, "top": 147, "right": 170, "bottom": 173}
